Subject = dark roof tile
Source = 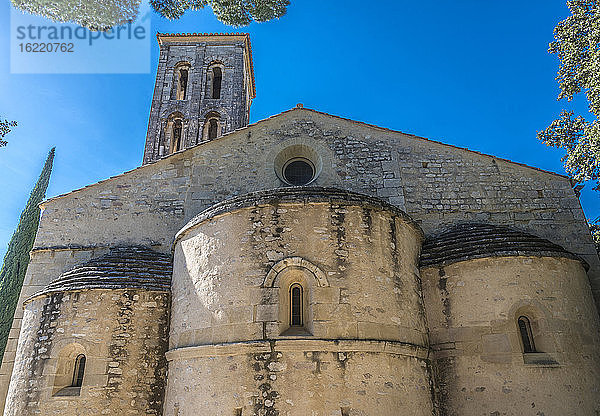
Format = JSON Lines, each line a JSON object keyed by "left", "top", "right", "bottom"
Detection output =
{"left": 41, "top": 246, "right": 172, "bottom": 294}
{"left": 420, "top": 223, "right": 587, "bottom": 269}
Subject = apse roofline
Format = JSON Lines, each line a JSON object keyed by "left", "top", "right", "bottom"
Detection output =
{"left": 173, "top": 186, "right": 424, "bottom": 247}
{"left": 419, "top": 222, "right": 590, "bottom": 270}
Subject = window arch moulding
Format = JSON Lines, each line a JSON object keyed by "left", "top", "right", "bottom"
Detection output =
{"left": 262, "top": 257, "right": 329, "bottom": 288}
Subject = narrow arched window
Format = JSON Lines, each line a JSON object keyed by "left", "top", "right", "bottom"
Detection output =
{"left": 208, "top": 118, "right": 218, "bottom": 140}
{"left": 212, "top": 67, "right": 222, "bottom": 99}
{"left": 202, "top": 112, "right": 221, "bottom": 142}
{"left": 71, "top": 354, "right": 86, "bottom": 387}
{"left": 178, "top": 68, "right": 189, "bottom": 100}
{"left": 172, "top": 63, "right": 191, "bottom": 100}
{"left": 172, "top": 119, "right": 183, "bottom": 152}
{"left": 518, "top": 316, "right": 536, "bottom": 353}
{"left": 290, "top": 284, "right": 303, "bottom": 326}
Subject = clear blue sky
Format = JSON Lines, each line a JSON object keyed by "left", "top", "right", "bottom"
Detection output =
{"left": 0, "top": 0, "right": 597, "bottom": 260}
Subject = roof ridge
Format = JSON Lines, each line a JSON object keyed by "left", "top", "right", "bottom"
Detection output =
{"left": 156, "top": 32, "right": 250, "bottom": 37}
{"left": 291, "top": 107, "right": 568, "bottom": 180}
{"left": 40, "top": 106, "right": 568, "bottom": 206}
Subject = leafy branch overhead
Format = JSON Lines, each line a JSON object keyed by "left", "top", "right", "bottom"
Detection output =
{"left": 150, "top": 0, "right": 289, "bottom": 26}
{"left": 11, "top": 0, "right": 142, "bottom": 31}
{"left": 537, "top": 110, "right": 600, "bottom": 189}
{"left": 11, "top": 0, "right": 289, "bottom": 29}
{"left": 0, "top": 119, "right": 18, "bottom": 148}
{"left": 537, "top": 0, "right": 600, "bottom": 190}
{"left": 590, "top": 217, "right": 600, "bottom": 252}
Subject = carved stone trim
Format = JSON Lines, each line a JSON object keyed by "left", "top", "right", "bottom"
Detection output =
{"left": 263, "top": 257, "right": 328, "bottom": 288}
{"left": 165, "top": 339, "right": 429, "bottom": 361}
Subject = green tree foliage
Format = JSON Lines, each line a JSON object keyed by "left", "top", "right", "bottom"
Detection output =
{"left": 0, "top": 148, "right": 55, "bottom": 363}
{"left": 12, "top": 0, "right": 289, "bottom": 30}
{"left": 538, "top": 1, "right": 600, "bottom": 250}
{"left": 11, "top": 0, "right": 141, "bottom": 31}
{"left": 0, "top": 119, "right": 17, "bottom": 148}
{"left": 590, "top": 217, "right": 600, "bottom": 251}
{"left": 149, "top": 0, "right": 206, "bottom": 20}
{"left": 538, "top": 0, "right": 600, "bottom": 190}
{"left": 150, "top": 0, "right": 289, "bottom": 26}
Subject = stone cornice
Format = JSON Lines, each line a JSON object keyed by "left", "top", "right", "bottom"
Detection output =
{"left": 165, "top": 338, "right": 429, "bottom": 361}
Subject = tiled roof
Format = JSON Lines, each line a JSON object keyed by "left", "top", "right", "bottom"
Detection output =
{"left": 420, "top": 223, "right": 587, "bottom": 269}
{"left": 40, "top": 246, "right": 172, "bottom": 294}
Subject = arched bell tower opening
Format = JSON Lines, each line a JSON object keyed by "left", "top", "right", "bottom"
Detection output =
{"left": 202, "top": 111, "right": 223, "bottom": 142}
{"left": 207, "top": 62, "right": 224, "bottom": 99}
{"left": 160, "top": 112, "right": 185, "bottom": 157}
{"left": 143, "top": 33, "right": 256, "bottom": 164}
{"left": 171, "top": 62, "right": 191, "bottom": 100}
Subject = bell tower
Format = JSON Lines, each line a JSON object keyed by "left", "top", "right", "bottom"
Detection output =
{"left": 142, "top": 33, "right": 256, "bottom": 165}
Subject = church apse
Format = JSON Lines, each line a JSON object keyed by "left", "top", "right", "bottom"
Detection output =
{"left": 3, "top": 247, "right": 171, "bottom": 416}
{"left": 165, "top": 188, "right": 434, "bottom": 416}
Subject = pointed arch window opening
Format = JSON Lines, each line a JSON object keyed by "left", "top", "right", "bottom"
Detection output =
{"left": 71, "top": 354, "right": 86, "bottom": 388}
{"left": 290, "top": 283, "right": 303, "bottom": 327}
{"left": 518, "top": 316, "right": 536, "bottom": 353}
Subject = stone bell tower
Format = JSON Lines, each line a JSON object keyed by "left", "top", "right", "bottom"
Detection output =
{"left": 142, "top": 33, "right": 256, "bottom": 165}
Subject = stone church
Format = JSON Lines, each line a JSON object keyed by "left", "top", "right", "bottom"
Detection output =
{"left": 1, "top": 33, "right": 599, "bottom": 415}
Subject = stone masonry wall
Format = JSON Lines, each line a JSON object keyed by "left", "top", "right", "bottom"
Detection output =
{"left": 164, "top": 341, "right": 435, "bottom": 416}
{"left": 0, "top": 248, "right": 110, "bottom": 414}
{"left": 4, "top": 289, "right": 169, "bottom": 416}
{"left": 2, "top": 107, "right": 598, "bottom": 413}
{"left": 34, "top": 109, "right": 600, "bottom": 299}
{"left": 421, "top": 257, "right": 600, "bottom": 415}
{"left": 143, "top": 37, "right": 251, "bottom": 164}
{"left": 171, "top": 193, "right": 425, "bottom": 347}
{"left": 165, "top": 190, "right": 433, "bottom": 415}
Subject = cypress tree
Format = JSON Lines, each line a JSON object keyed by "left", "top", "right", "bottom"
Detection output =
{"left": 0, "top": 148, "right": 55, "bottom": 362}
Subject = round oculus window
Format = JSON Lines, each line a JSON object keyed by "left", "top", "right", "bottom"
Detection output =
{"left": 283, "top": 158, "right": 315, "bottom": 186}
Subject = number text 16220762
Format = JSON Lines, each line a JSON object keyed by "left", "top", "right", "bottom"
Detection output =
{"left": 19, "top": 43, "right": 74, "bottom": 53}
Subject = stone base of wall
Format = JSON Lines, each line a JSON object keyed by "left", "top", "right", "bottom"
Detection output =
{"left": 163, "top": 339, "right": 434, "bottom": 416}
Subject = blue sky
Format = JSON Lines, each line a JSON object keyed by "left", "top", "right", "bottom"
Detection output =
{"left": 0, "top": 0, "right": 597, "bottom": 259}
